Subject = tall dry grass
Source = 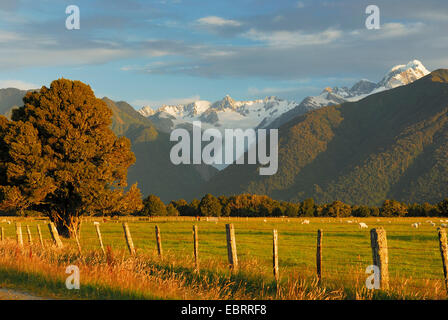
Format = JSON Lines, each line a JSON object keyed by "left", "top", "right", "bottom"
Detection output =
{"left": 0, "top": 240, "right": 344, "bottom": 300}
{"left": 0, "top": 236, "right": 445, "bottom": 300}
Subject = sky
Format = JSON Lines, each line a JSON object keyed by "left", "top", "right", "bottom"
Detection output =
{"left": 0, "top": 0, "right": 448, "bottom": 109}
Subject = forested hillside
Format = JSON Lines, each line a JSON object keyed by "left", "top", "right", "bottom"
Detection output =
{"left": 203, "top": 70, "right": 448, "bottom": 206}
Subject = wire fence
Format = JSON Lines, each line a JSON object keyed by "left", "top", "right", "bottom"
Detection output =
{"left": 0, "top": 216, "right": 447, "bottom": 293}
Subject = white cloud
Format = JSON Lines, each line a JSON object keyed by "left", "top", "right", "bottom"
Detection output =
{"left": 244, "top": 28, "right": 342, "bottom": 48}
{"left": 0, "top": 30, "right": 25, "bottom": 43}
{"left": 132, "top": 95, "right": 201, "bottom": 108}
{"left": 352, "top": 22, "right": 425, "bottom": 40}
{"left": 296, "top": 1, "right": 305, "bottom": 8}
{"left": 0, "top": 48, "right": 131, "bottom": 69}
{"left": 196, "top": 16, "right": 242, "bottom": 27}
{"left": 0, "top": 80, "right": 38, "bottom": 90}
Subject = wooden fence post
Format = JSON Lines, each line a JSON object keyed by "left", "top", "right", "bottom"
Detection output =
{"left": 155, "top": 225, "right": 163, "bottom": 258}
{"left": 26, "top": 225, "right": 33, "bottom": 245}
{"left": 193, "top": 225, "right": 199, "bottom": 271}
{"left": 370, "top": 228, "right": 389, "bottom": 289}
{"left": 273, "top": 229, "right": 279, "bottom": 282}
{"left": 16, "top": 223, "right": 23, "bottom": 247}
{"left": 95, "top": 223, "right": 106, "bottom": 255}
{"left": 1, "top": 226, "right": 4, "bottom": 242}
{"left": 122, "top": 222, "right": 135, "bottom": 255}
{"left": 225, "top": 224, "right": 238, "bottom": 272}
{"left": 317, "top": 229, "right": 323, "bottom": 284}
{"left": 48, "top": 222, "right": 64, "bottom": 248}
{"left": 437, "top": 227, "right": 448, "bottom": 293}
{"left": 36, "top": 225, "right": 44, "bottom": 247}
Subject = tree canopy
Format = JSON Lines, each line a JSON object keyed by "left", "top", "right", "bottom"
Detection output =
{"left": 0, "top": 79, "right": 142, "bottom": 237}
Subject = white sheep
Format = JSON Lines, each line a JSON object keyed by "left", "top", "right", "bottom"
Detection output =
{"left": 347, "top": 220, "right": 353, "bottom": 224}
{"left": 441, "top": 223, "right": 448, "bottom": 228}
{"left": 359, "top": 222, "right": 368, "bottom": 229}
{"left": 412, "top": 223, "right": 419, "bottom": 228}
{"left": 301, "top": 219, "right": 310, "bottom": 225}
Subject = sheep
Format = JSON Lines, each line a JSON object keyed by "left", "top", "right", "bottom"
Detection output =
{"left": 301, "top": 219, "right": 310, "bottom": 225}
{"left": 412, "top": 223, "right": 419, "bottom": 228}
{"left": 430, "top": 222, "right": 436, "bottom": 227}
{"left": 441, "top": 223, "right": 448, "bottom": 228}
{"left": 359, "top": 222, "right": 368, "bottom": 229}
{"left": 347, "top": 220, "right": 353, "bottom": 224}
{"left": 263, "top": 219, "right": 267, "bottom": 223}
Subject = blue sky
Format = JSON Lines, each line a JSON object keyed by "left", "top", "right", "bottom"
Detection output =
{"left": 1, "top": 0, "right": 448, "bottom": 109}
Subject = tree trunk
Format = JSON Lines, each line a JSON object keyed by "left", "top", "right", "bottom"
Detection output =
{"left": 51, "top": 214, "right": 81, "bottom": 239}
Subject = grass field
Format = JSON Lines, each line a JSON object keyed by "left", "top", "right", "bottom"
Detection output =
{"left": 0, "top": 216, "right": 446, "bottom": 300}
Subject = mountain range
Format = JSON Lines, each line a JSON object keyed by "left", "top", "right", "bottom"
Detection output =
{"left": 202, "top": 69, "right": 448, "bottom": 206}
{"left": 1, "top": 60, "right": 447, "bottom": 206}
{"left": 138, "top": 60, "right": 430, "bottom": 132}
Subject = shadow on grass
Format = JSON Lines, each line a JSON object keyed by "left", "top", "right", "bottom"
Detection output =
{"left": 0, "top": 266, "right": 159, "bottom": 300}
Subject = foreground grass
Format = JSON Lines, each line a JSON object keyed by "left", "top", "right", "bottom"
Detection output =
{"left": 0, "top": 216, "right": 446, "bottom": 299}
{"left": 0, "top": 240, "right": 345, "bottom": 300}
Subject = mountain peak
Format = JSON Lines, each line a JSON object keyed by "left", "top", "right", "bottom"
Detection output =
{"left": 139, "top": 106, "right": 156, "bottom": 117}
{"left": 379, "top": 59, "right": 430, "bottom": 89}
{"left": 212, "top": 95, "right": 236, "bottom": 111}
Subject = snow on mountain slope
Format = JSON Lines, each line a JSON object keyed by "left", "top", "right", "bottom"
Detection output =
{"left": 378, "top": 60, "right": 430, "bottom": 89}
{"left": 139, "top": 95, "right": 298, "bottom": 133}
{"left": 266, "top": 60, "right": 430, "bottom": 129}
{"left": 139, "top": 60, "right": 430, "bottom": 133}
{"left": 137, "top": 59, "right": 430, "bottom": 159}
{"left": 304, "top": 60, "right": 429, "bottom": 107}
{"left": 138, "top": 106, "right": 156, "bottom": 117}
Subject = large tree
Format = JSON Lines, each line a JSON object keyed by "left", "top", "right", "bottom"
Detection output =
{"left": 0, "top": 79, "right": 142, "bottom": 237}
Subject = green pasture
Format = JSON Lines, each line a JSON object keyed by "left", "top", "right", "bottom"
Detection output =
{"left": 0, "top": 216, "right": 444, "bottom": 285}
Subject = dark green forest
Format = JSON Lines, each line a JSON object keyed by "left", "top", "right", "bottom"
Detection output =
{"left": 203, "top": 70, "right": 448, "bottom": 206}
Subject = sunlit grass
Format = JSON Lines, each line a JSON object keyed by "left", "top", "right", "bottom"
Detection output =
{"left": 0, "top": 216, "right": 446, "bottom": 299}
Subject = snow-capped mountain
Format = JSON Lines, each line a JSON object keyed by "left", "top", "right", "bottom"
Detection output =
{"left": 378, "top": 60, "right": 429, "bottom": 89}
{"left": 303, "top": 60, "right": 429, "bottom": 108}
{"left": 136, "top": 59, "right": 430, "bottom": 169}
{"left": 139, "top": 95, "right": 299, "bottom": 133}
{"left": 266, "top": 60, "right": 430, "bottom": 129}
{"left": 139, "top": 60, "right": 430, "bottom": 133}
{"left": 138, "top": 106, "right": 156, "bottom": 117}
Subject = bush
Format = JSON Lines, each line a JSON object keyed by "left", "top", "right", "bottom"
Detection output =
{"left": 199, "top": 194, "right": 222, "bottom": 217}
{"left": 141, "top": 195, "right": 167, "bottom": 216}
